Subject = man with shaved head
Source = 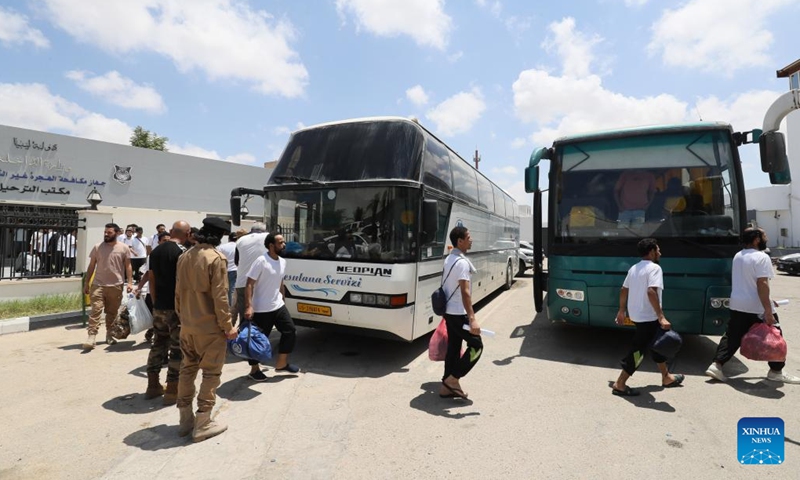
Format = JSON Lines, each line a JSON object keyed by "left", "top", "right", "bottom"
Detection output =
{"left": 145, "top": 220, "right": 191, "bottom": 404}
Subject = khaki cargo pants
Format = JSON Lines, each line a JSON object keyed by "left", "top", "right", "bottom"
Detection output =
{"left": 177, "top": 332, "right": 227, "bottom": 412}
{"left": 88, "top": 284, "right": 123, "bottom": 336}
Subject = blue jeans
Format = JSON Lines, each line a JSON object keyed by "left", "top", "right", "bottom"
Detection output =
{"left": 617, "top": 209, "right": 645, "bottom": 228}
{"left": 227, "top": 271, "right": 237, "bottom": 305}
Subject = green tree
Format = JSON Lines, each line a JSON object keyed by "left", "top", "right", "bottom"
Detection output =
{"left": 130, "top": 126, "right": 169, "bottom": 151}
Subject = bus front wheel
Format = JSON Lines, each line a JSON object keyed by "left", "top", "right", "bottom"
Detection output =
{"left": 504, "top": 262, "right": 513, "bottom": 290}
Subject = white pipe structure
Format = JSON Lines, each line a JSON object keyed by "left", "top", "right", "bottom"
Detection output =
{"left": 763, "top": 89, "right": 800, "bottom": 132}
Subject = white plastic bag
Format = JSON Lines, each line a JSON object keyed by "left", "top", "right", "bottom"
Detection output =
{"left": 128, "top": 293, "right": 154, "bottom": 335}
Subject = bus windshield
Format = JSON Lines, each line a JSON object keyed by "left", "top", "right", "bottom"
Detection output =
{"left": 553, "top": 129, "right": 741, "bottom": 243}
{"left": 265, "top": 186, "right": 418, "bottom": 263}
{"left": 270, "top": 121, "right": 423, "bottom": 183}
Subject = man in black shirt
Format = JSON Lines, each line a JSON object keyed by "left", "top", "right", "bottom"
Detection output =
{"left": 145, "top": 220, "right": 191, "bottom": 404}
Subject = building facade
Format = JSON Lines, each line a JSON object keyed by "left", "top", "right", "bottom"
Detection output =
{"left": 0, "top": 124, "right": 270, "bottom": 300}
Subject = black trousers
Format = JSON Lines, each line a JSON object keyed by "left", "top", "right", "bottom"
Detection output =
{"left": 714, "top": 310, "right": 785, "bottom": 371}
{"left": 131, "top": 258, "right": 146, "bottom": 282}
{"left": 442, "top": 313, "right": 483, "bottom": 381}
{"left": 247, "top": 305, "right": 296, "bottom": 365}
{"left": 620, "top": 321, "right": 667, "bottom": 376}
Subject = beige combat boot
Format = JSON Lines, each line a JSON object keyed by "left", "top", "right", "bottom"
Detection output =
{"left": 192, "top": 411, "right": 227, "bottom": 443}
{"left": 178, "top": 407, "right": 195, "bottom": 437}
{"left": 82, "top": 334, "right": 96, "bottom": 350}
{"left": 144, "top": 372, "right": 165, "bottom": 399}
{"left": 162, "top": 382, "right": 178, "bottom": 406}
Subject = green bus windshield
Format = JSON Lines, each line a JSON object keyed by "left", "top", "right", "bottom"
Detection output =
{"left": 553, "top": 129, "right": 741, "bottom": 242}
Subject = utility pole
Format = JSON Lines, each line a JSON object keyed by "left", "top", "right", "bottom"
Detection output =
{"left": 473, "top": 148, "right": 481, "bottom": 170}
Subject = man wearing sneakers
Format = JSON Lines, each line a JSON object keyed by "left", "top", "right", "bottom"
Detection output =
{"left": 705, "top": 228, "right": 800, "bottom": 384}
{"left": 244, "top": 233, "right": 299, "bottom": 381}
{"left": 83, "top": 223, "right": 133, "bottom": 350}
{"left": 611, "top": 238, "right": 684, "bottom": 396}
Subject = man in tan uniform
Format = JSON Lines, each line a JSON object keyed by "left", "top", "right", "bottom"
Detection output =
{"left": 83, "top": 223, "right": 133, "bottom": 350}
{"left": 175, "top": 217, "right": 238, "bottom": 442}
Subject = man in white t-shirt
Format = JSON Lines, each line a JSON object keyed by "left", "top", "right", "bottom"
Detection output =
{"left": 438, "top": 226, "right": 483, "bottom": 399}
{"left": 216, "top": 231, "right": 240, "bottom": 313}
{"left": 243, "top": 233, "right": 299, "bottom": 381}
{"left": 705, "top": 228, "right": 800, "bottom": 384}
{"left": 233, "top": 223, "right": 268, "bottom": 325}
{"left": 611, "top": 238, "right": 684, "bottom": 396}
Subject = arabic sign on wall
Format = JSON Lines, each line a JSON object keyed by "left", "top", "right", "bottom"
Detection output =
{"left": 0, "top": 125, "right": 268, "bottom": 215}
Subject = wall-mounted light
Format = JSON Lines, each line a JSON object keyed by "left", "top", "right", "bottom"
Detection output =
{"left": 86, "top": 187, "right": 102, "bottom": 210}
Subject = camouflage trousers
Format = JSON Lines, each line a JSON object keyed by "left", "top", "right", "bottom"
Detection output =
{"left": 146, "top": 309, "right": 182, "bottom": 383}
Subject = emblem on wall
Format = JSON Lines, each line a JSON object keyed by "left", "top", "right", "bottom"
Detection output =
{"left": 112, "top": 165, "right": 132, "bottom": 185}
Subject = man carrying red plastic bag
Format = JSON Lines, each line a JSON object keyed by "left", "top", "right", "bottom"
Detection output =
{"left": 705, "top": 228, "right": 799, "bottom": 384}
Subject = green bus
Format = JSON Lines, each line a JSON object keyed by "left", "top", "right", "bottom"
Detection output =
{"left": 524, "top": 118, "right": 792, "bottom": 335}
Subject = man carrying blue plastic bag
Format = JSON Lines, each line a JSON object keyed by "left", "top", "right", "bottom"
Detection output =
{"left": 610, "top": 238, "right": 684, "bottom": 396}
{"left": 243, "top": 233, "right": 300, "bottom": 381}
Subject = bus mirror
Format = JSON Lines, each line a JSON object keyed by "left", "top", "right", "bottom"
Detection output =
{"left": 422, "top": 199, "right": 439, "bottom": 243}
{"left": 230, "top": 196, "right": 242, "bottom": 226}
{"left": 524, "top": 166, "right": 539, "bottom": 193}
{"left": 759, "top": 131, "right": 789, "bottom": 173}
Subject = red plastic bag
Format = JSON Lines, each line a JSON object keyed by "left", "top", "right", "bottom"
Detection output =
{"left": 740, "top": 323, "right": 787, "bottom": 362}
{"left": 428, "top": 318, "right": 448, "bottom": 361}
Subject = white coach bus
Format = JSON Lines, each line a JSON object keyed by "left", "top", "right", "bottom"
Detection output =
{"left": 231, "top": 117, "right": 519, "bottom": 341}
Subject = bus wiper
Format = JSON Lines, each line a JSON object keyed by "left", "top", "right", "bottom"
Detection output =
{"left": 273, "top": 175, "right": 325, "bottom": 185}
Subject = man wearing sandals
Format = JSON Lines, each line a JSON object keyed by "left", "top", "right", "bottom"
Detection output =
{"left": 439, "top": 226, "right": 482, "bottom": 399}
{"left": 611, "top": 238, "right": 684, "bottom": 396}
{"left": 243, "top": 233, "right": 300, "bottom": 380}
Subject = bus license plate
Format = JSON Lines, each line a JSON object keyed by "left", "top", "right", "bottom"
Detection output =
{"left": 297, "top": 303, "right": 332, "bottom": 317}
{"left": 623, "top": 317, "right": 634, "bottom": 326}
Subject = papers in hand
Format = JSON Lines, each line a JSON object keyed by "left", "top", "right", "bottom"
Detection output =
{"left": 462, "top": 324, "right": 496, "bottom": 337}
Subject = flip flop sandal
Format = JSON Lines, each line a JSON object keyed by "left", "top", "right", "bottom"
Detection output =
{"left": 442, "top": 382, "right": 468, "bottom": 399}
{"left": 663, "top": 374, "right": 685, "bottom": 388}
{"left": 611, "top": 386, "right": 640, "bottom": 396}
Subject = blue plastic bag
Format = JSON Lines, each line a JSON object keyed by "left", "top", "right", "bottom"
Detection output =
{"left": 650, "top": 328, "right": 682, "bottom": 358}
{"left": 228, "top": 322, "right": 272, "bottom": 363}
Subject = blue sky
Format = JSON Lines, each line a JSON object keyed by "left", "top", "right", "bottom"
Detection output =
{"left": 0, "top": 0, "right": 797, "bottom": 207}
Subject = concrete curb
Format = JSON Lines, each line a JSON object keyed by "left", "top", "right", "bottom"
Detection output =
{"left": 0, "top": 310, "right": 84, "bottom": 335}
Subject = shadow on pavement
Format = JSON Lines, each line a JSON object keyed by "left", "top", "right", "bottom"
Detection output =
{"left": 123, "top": 424, "right": 186, "bottom": 451}
{"left": 409, "top": 382, "right": 479, "bottom": 419}
{"left": 704, "top": 377, "right": 785, "bottom": 399}
{"left": 289, "top": 328, "right": 429, "bottom": 379}
{"left": 216, "top": 374, "right": 299, "bottom": 402}
{"left": 606, "top": 382, "right": 676, "bottom": 413}
{"left": 105, "top": 340, "right": 151, "bottom": 352}
{"left": 103, "top": 393, "right": 168, "bottom": 415}
{"left": 495, "top": 310, "right": 748, "bottom": 376}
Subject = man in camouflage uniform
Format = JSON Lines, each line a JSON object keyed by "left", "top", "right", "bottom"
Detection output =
{"left": 145, "top": 220, "right": 190, "bottom": 405}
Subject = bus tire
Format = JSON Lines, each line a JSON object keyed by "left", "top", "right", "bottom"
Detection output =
{"left": 504, "top": 262, "right": 513, "bottom": 290}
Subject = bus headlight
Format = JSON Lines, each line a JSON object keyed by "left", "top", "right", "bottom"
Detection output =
{"left": 556, "top": 288, "right": 585, "bottom": 301}
{"left": 710, "top": 298, "right": 729, "bottom": 309}
{"left": 351, "top": 293, "right": 362, "bottom": 304}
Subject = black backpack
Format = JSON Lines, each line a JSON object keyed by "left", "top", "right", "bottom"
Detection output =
{"left": 431, "top": 257, "right": 463, "bottom": 316}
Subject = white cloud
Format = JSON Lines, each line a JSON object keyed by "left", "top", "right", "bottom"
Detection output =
{"left": 648, "top": 0, "right": 793, "bottom": 74}
{"left": 335, "top": 0, "right": 452, "bottom": 50}
{"left": 624, "top": 0, "right": 649, "bottom": 6}
{"left": 169, "top": 143, "right": 257, "bottom": 165}
{"left": 65, "top": 70, "right": 166, "bottom": 113}
{"left": 405, "top": 85, "right": 429, "bottom": 107}
{"left": 694, "top": 90, "right": 784, "bottom": 133}
{"left": 41, "top": 0, "right": 308, "bottom": 97}
{"left": 447, "top": 50, "right": 464, "bottom": 63}
{"left": 542, "top": 17, "right": 602, "bottom": 79}
{"left": 0, "top": 7, "right": 49, "bottom": 48}
{"left": 510, "top": 137, "right": 527, "bottom": 149}
{"left": 0, "top": 82, "right": 132, "bottom": 143}
{"left": 273, "top": 126, "right": 291, "bottom": 136}
{"left": 492, "top": 166, "right": 518, "bottom": 175}
{"left": 426, "top": 87, "right": 486, "bottom": 137}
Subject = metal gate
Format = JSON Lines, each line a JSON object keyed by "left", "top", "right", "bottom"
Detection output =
{"left": 0, "top": 204, "right": 82, "bottom": 280}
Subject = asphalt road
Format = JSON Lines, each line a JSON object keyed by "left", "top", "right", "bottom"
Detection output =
{"left": 1, "top": 273, "right": 799, "bottom": 479}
